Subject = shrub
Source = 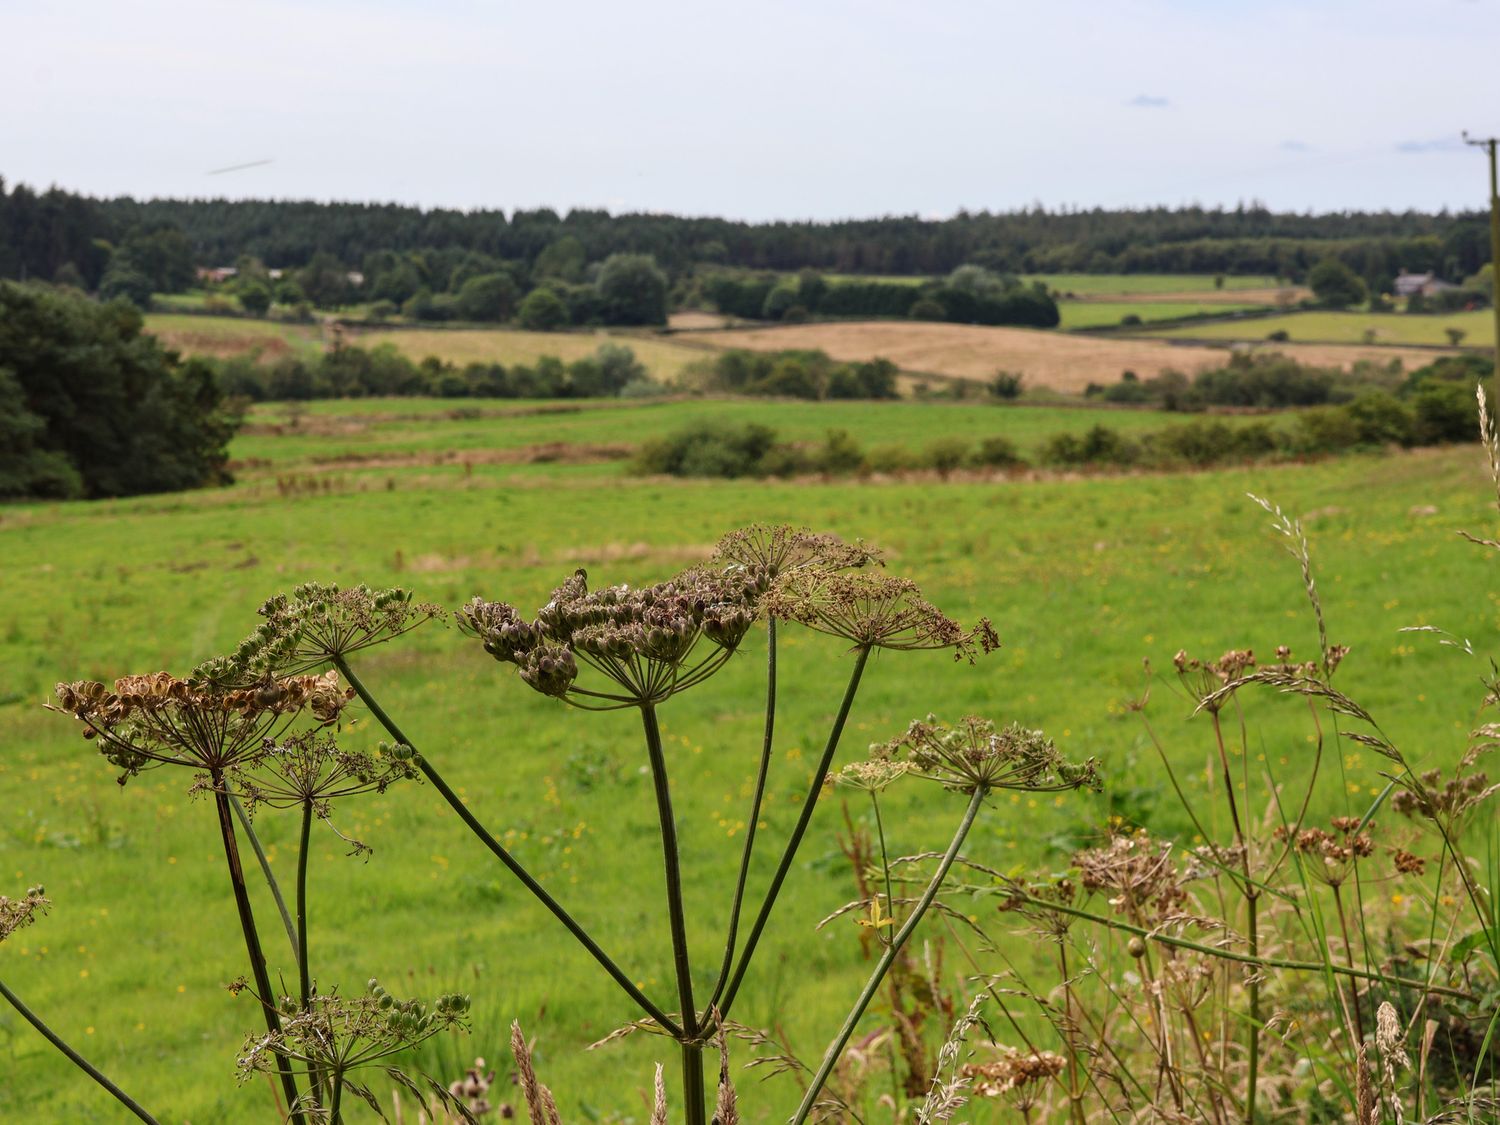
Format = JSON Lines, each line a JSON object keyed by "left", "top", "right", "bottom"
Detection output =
{"left": 920, "top": 438, "right": 971, "bottom": 478}
{"left": 971, "top": 435, "right": 1024, "bottom": 468}
{"left": 631, "top": 421, "right": 778, "bottom": 478}
{"left": 989, "top": 371, "right": 1024, "bottom": 399}
{"left": 1267, "top": 329, "right": 1290, "bottom": 342}
{"left": 1040, "top": 425, "right": 1139, "bottom": 467}
{"left": 516, "top": 288, "right": 569, "bottom": 331}
{"left": 908, "top": 296, "right": 946, "bottom": 321}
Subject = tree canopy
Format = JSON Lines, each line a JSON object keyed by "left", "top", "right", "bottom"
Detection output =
{"left": 0, "top": 282, "right": 240, "bottom": 499}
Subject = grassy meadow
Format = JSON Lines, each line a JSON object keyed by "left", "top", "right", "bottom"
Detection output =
{"left": 1154, "top": 308, "right": 1495, "bottom": 347}
{"left": 1055, "top": 300, "right": 1261, "bottom": 330}
{"left": 143, "top": 314, "right": 325, "bottom": 362}
{"left": 3, "top": 393, "right": 1498, "bottom": 1121}
{"left": 351, "top": 327, "right": 709, "bottom": 382}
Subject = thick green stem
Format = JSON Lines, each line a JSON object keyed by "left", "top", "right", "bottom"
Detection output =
{"left": 1246, "top": 891, "right": 1259, "bottom": 1125}
{"left": 706, "top": 618, "right": 777, "bottom": 1014}
{"left": 792, "top": 786, "right": 986, "bottom": 1125}
{"left": 212, "top": 783, "right": 305, "bottom": 1125}
{"left": 297, "top": 801, "right": 313, "bottom": 1011}
{"left": 329, "top": 1069, "right": 344, "bottom": 1124}
{"left": 334, "top": 655, "right": 681, "bottom": 1037}
{"left": 0, "top": 977, "right": 163, "bottom": 1124}
{"left": 719, "top": 646, "right": 870, "bottom": 1019}
{"left": 227, "top": 786, "right": 299, "bottom": 961}
{"left": 641, "top": 703, "right": 704, "bottom": 1125}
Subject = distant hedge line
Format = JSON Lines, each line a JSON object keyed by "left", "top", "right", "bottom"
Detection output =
{"left": 633, "top": 382, "right": 1487, "bottom": 480}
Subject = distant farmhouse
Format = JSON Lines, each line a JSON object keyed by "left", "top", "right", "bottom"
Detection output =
{"left": 1393, "top": 270, "right": 1458, "bottom": 298}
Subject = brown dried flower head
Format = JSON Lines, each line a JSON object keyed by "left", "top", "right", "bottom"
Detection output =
{"left": 1074, "top": 830, "right": 1195, "bottom": 921}
{"left": 766, "top": 571, "right": 998, "bottom": 662}
{"left": 961, "top": 1048, "right": 1067, "bottom": 1097}
{"left": 50, "top": 671, "right": 352, "bottom": 783}
{"left": 0, "top": 884, "right": 49, "bottom": 944}
{"left": 1391, "top": 761, "right": 1498, "bottom": 835}
{"left": 1279, "top": 817, "right": 1376, "bottom": 886}
{"left": 459, "top": 565, "right": 760, "bottom": 707}
{"left": 877, "top": 714, "right": 1099, "bottom": 795}
{"left": 200, "top": 582, "right": 442, "bottom": 684}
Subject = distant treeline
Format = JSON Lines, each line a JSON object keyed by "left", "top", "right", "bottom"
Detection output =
{"left": 702, "top": 266, "right": 1060, "bottom": 326}
{"left": 3, "top": 176, "right": 1492, "bottom": 294}
{"left": 216, "top": 342, "right": 660, "bottom": 402}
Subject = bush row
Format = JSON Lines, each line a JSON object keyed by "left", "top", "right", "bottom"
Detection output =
{"left": 633, "top": 385, "right": 1487, "bottom": 480}
{"left": 215, "top": 342, "right": 657, "bottom": 401}
{"left": 694, "top": 349, "right": 900, "bottom": 400}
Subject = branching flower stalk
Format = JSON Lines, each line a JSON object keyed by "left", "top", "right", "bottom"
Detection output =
{"left": 792, "top": 716, "right": 1098, "bottom": 1125}
{"left": 49, "top": 672, "right": 353, "bottom": 1124}
{"left": 0, "top": 886, "right": 163, "bottom": 1125}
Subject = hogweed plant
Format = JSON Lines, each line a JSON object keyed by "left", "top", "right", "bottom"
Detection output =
{"left": 22, "top": 524, "right": 1104, "bottom": 1124}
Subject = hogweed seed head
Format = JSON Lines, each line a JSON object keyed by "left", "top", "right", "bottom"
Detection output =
{"left": 875, "top": 714, "right": 1099, "bottom": 795}
{"left": 710, "top": 524, "right": 880, "bottom": 586}
{"left": 0, "top": 885, "right": 49, "bottom": 943}
{"left": 766, "top": 571, "right": 998, "bottom": 662}
{"left": 50, "top": 672, "right": 353, "bottom": 783}
{"left": 461, "top": 564, "right": 761, "bottom": 707}
{"left": 204, "top": 582, "right": 442, "bottom": 683}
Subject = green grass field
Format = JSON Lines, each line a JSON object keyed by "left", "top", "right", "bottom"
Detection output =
{"left": 3, "top": 397, "right": 1495, "bottom": 1121}
{"left": 1153, "top": 309, "right": 1494, "bottom": 347}
{"left": 1026, "top": 273, "right": 1280, "bottom": 295}
{"left": 1056, "top": 300, "right": 1261, "bottom": 330}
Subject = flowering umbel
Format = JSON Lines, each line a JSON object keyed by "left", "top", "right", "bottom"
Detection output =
{"left": 50, "top": 671, "right": 352, "bottom": 783}
{"left": 459, "top": 565, "right": 759, "bottom": 707}
{"left": 198, "top": 582, "right": 442, "bottom": 684}
{"left": 710, "top": 524, "right": 880, "bottom": 585}
{"left": 873, "top": 715, "right": 1099, "bottom": 795}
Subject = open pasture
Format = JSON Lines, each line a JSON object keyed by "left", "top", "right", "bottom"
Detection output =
{"left": 1056, "top": 300, "right": 1261, "bottom": 329}
{"left": 2, "top": 390, "right": 1496, "bottom": 1120}
{"left": 1154, "top": 308, "right": 1495, "bottom": 348}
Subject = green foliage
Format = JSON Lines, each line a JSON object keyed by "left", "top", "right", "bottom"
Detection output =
{"left": 453, "top": 272, "right": 520, "bottom": 323}
{"left": 594, "top": 253, "right": 668, "bottom": 326}
{"left": 1307, "top": 256, "right": 1368, "bottom": 309}
{"left": 702, "top": 349, "right": 898, "bottom": 401}
{"left": 297, "top": 252, "right": 352, "bottom": 310}
{"left": 98, "top": 255, "right": 155, "bottom": 309}
{"left": 532, "top": 235, "right": 586, "bottom": 283}
{"left": 0, "top": 282, "right": 238, "bottom": 498}
{"left": 632, "top": 421, "right": 779, "bottom": 477}
{"left": 237, "top": 280, "right": 272, "bottom": 318}
{"left": 516, "top": 287, "right": 569, "bottom": 331}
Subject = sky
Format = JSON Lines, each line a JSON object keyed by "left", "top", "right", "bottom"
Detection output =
{"left": 5, "top": 0, "right": 1499, "bottom": 221}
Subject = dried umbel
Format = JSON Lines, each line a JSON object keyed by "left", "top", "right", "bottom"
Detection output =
{"left": 766, "top": 572, "right": 998, "bottom": 662}
{"left": 50, "top": 672, "right": 353, "bottom": 782}
{"left": 0, "top": 885, "right": 49, "bottom": 943}
{"left": 960, "top": 1048, "right": 1067, "bottom": 1097}
{"left": 459, "top": 566, "right": 760, "bottom": 707}
{"left": 1278, "top": 817, "right": 1375, "bottom": 887}
{"left": 875, "top": 715, "right": 1099, "bottom": 795}
{"left": 447, "top": 1058, "right": 495, "bottom": 1118}
{"left": 1074, "top": 830, "right": 1195, "bottom": 921}
{"left": 200, "top": 582, "right": 442, "bottom": 683}
{"left": 710, "top": 524, "right": 880, "bottom": 586}
{"left": 237, "top": 980, "right": 471, "bottom": 1098}
{"left": 225, "top": 731, "right": 421, "bottom": 855}
{"left": 1391, "top": 762, "right": 1498, "bottom": 836}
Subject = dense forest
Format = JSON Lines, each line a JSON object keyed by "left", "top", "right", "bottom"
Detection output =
{"left": 2, "top": 176, "right": 1492, "bottom": 289}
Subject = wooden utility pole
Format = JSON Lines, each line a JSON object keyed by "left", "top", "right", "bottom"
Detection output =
{"left": 1463, "top": 131, "right": 1500, "bottom": 370}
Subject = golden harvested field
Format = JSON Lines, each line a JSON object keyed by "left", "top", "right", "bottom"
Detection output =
{"left": 142, "top": 313, "right": 323, "bottom": 361}
{"left": 351, "top": 327, "right": 707, "bottom": 381}
{"left": 677, "top": 321, "right": 1228, "bottom": 392}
